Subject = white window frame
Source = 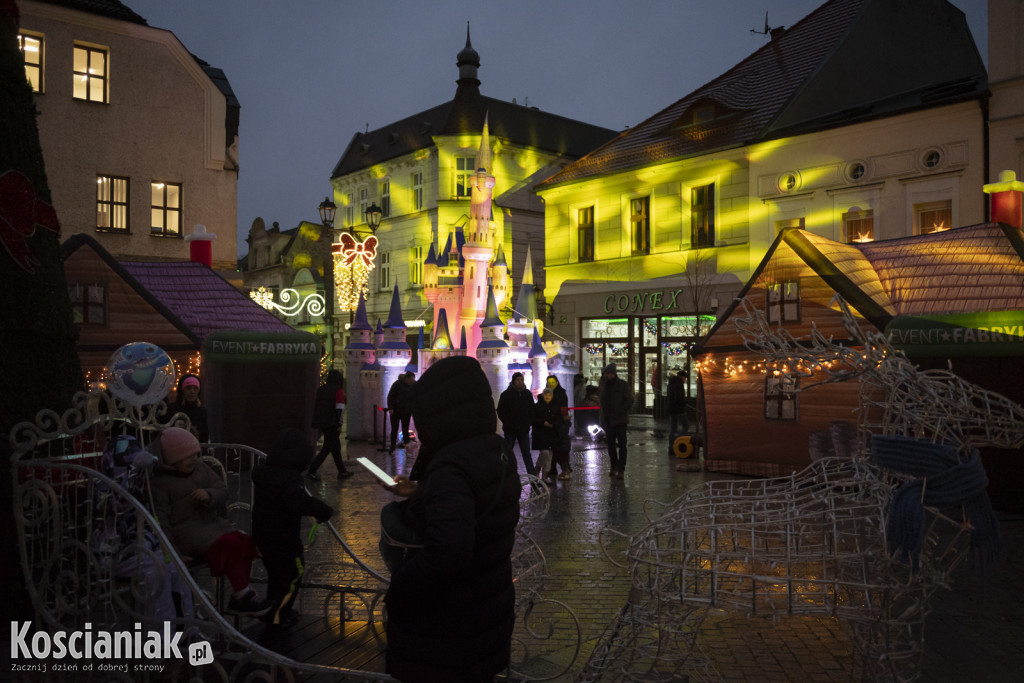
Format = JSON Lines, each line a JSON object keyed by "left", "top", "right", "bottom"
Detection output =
{"left": 411, "top": 171, "right": 423, "bottom": 211}
{"left": 379, "top": 250, "right": 391, "bottom": 290}
{"left": 766, "top": 280, "right": 801, "bottom": 325}
{"left": 765, "top": 374, "right": 798, "bottom": 421}
{"left": 455, "top": 156, "right": 474, "bottom": 198}
{"left": 409, "top": 245, "right": 423, "bottom": 286}
{"left": 380, "top": 179, "right": 391, "bottom": 218}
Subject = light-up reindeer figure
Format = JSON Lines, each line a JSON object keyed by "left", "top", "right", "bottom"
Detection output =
{"left": 578, "top": 296, "right": 1022, "bottom": 682}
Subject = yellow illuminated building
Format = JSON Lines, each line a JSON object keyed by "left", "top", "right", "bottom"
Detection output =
{"left": 535, "top": 0, "right": 994, "bottom": 414}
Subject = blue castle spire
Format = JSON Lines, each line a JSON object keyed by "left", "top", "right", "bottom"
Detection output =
{"left": 384, "top": 285, "right": 405, "bottom": 328}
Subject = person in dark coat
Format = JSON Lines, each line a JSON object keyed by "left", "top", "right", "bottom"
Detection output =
{"left": 307, "top": 369, "right": 353, "bottom": 479}
{"left": 171, "top": 373, "right": 209, "bottom": 442}
{"left": 496, "top": 371, "right": 536, "bottom": 475}
{"left": 252, "top": 428, "right": 334, "bottom": 626}
{"left": 543, "top": 375, "right": 572, "bottom": 481}
{"left": 666, "top": 369, "right": 689, "bottom": 453}
{"left": 600, "top": 363, "right": 633, "bottom": 479}
{"left": 382, "top": 356, "right": 522, "bottom": 683}
{"left": 532, "top": 388, "right": 564, "bottom": 484}
{"left": 387, "top": 371, "right": 415, "bottom": 453}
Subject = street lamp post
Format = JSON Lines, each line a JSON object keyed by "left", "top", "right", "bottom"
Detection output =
{"left": 318, "top": 197, "right": 337, "bottom": 368}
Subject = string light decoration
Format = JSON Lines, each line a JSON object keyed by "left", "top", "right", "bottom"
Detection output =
{"left": 333, "top": 233, "right": 378, "bottom": 310}
{"left": 249, "top": 286, "right": 325, "bottom": 318}
{"left": 249, "top": 286, "right": 273, "bottom": 308}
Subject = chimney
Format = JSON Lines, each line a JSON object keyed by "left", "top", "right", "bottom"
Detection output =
{"left": 185, "top": 224, "right": 216, "bottom": 267}
{"left": 983, "top": 170, "right": 1024, "bottom": 229}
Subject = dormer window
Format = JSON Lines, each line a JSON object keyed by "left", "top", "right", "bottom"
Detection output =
{"left": 693, "top": 104, "right": 715, "bottom": 124}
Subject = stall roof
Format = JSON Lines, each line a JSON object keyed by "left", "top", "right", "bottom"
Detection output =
{"left": 62, "top": 233, "right": 294, "bottom": 346}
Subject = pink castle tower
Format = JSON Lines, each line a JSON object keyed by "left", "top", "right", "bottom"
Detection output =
{"left": 460, "top": 115, "right": 497, "bottom": 355}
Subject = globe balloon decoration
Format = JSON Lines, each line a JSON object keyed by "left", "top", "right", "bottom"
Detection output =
{"left": 105, "top": 342, "right": 177, "bottom": 407}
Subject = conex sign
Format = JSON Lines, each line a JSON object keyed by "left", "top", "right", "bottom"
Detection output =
{"left": 885, "top": 311, "right": 1024, "bottom": 357}
{"left": 603, "top": 289, "right": 690, "bottom": 314}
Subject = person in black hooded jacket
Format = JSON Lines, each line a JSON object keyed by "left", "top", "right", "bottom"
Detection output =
{"left": 382, "top": 356, "right": 522, "bottom": 683}
{"left": 252, "top": 428, "right": 334, "bottom": 626}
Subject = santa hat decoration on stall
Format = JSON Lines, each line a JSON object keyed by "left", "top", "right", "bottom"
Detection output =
{"left": 983, "top": 170, "right": 1024, "bottom": 230}
{"left": 184, "top": 224, "right": 216, "bottom": 267}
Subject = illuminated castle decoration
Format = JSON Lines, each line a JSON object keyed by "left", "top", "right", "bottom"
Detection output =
{"left": 422, "top": 115, "right": 506, "bottom": 357}
{"left": 343, "top": 121, "right": 578, "bottom": 438}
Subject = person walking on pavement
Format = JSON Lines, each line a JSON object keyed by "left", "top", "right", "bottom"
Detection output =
{"left": 666, "top": 368, "right": 689, "bottom": 454}
{"left": 497, "top": 371, "right": 536, "bottom": 476}
{"left": 307, "top": 369, "right": 354, "bottom": 479}
{"left": 532, "top": 387, "right": 564, "bottom": 485}
{"left": 600, "top": 363, "right": 633, "bottom": 479}
{"left": 544, "top": 375, "right": 572, "bottom": 481}
{"left": 387, "top": 372, "right": 415, "bottom": 453}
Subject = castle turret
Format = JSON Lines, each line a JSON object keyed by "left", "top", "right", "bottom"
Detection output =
{"left": 490, "top": 241, "right": 509, "bottom": 309}
{"left": 460, "top": 115, "right": 498, "bottom": 356}
{"left": 527, "top": 325, "right": 548, "bottom": 396}
{"left": 477, "top": 284, "right": 510, "bottom": 403}
{"left": 344, "top": 294, "right": 376, "bottom": 440}
{"left": 507, "top": 244, "right": 539, "bottom": 370}
{"left": 422, "top": 241, "right": 439, "bottom": 304}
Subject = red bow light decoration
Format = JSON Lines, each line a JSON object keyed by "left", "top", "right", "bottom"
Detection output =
{"left": 0, "top": 171, "right": 61, "bottom": 273}
{"left": 333, "top": 233, "right": 378, "bottom": 267}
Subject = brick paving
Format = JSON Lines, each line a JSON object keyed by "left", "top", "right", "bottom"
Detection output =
{"left": 304, "top": 417, "right": 1024, "bottom": 682}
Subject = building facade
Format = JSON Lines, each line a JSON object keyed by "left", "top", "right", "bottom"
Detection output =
{"left": 536, "top": 0, "right": 991, "bottom": 414}
{"left": 18, "top": 0, "right": 240, "bottom": 269}
{"left": 327, "top": 28, "right": 617, "bottom": 352}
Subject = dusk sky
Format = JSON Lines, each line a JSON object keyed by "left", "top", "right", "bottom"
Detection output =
{"left": 123, "top": 0, "right": 988, "bottom": 257}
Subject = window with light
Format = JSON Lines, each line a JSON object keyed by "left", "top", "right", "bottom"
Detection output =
{"left": 73, "top": 45, "right": 107, "bottom": 103}
{"left": 97, "top": 175, "right": 129, "bottom": 231}
{"left": 843, "top": 208, "right": 874, "bottom": 243}
{"left": 150, "top": 182, "right": 181, "bottom": 237}
{"left": 17, "top": 32, "right": 43, "bottom": 92}
{"left": 915, "top": 200, "right": 952, "bottom": 235}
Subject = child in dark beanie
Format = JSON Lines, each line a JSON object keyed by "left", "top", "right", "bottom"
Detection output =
{"left": 252, "top": 427, "right": 334, "bottom": 626}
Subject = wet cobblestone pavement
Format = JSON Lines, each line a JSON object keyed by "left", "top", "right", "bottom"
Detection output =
{"left": 303, "top": 417, "right": 1024, "bottom": 682}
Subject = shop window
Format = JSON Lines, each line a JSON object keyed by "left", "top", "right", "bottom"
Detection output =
{"left": 691, "top": 183, "right": 715, "bottom": 248}
{"left": 68, "top": 283, "right": 106, "bottom": 325}
{"left": 766, "top": 280, "right": 800, "bottom": 325}
{"left": 455, "top": 156, "right": 474, "bottom": 198}
{"left": 96, "top": 175, "right": 129, "bottom": 232}
{"left": 843, "top": 208, "right": 874, "bottom": 243}
{"left": 765, "top": 374, "right": 797, "bottom": 420}
{"left": 915, "top": 200, "right": 952, "bottom": 235}
{"left": 73, "top": 44, "right": 108, "bottom": 103}
{"left": 18, "top": 32, "right": 43, "bottom": 92}
{"left": 150, "top": 182, "right": 181, "bottom": 236}
{"left": 578, "top": 206, "right": 594, "bottom": 262}
{"left": 630, "top": 197, "right": 649, "bottom": 255}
